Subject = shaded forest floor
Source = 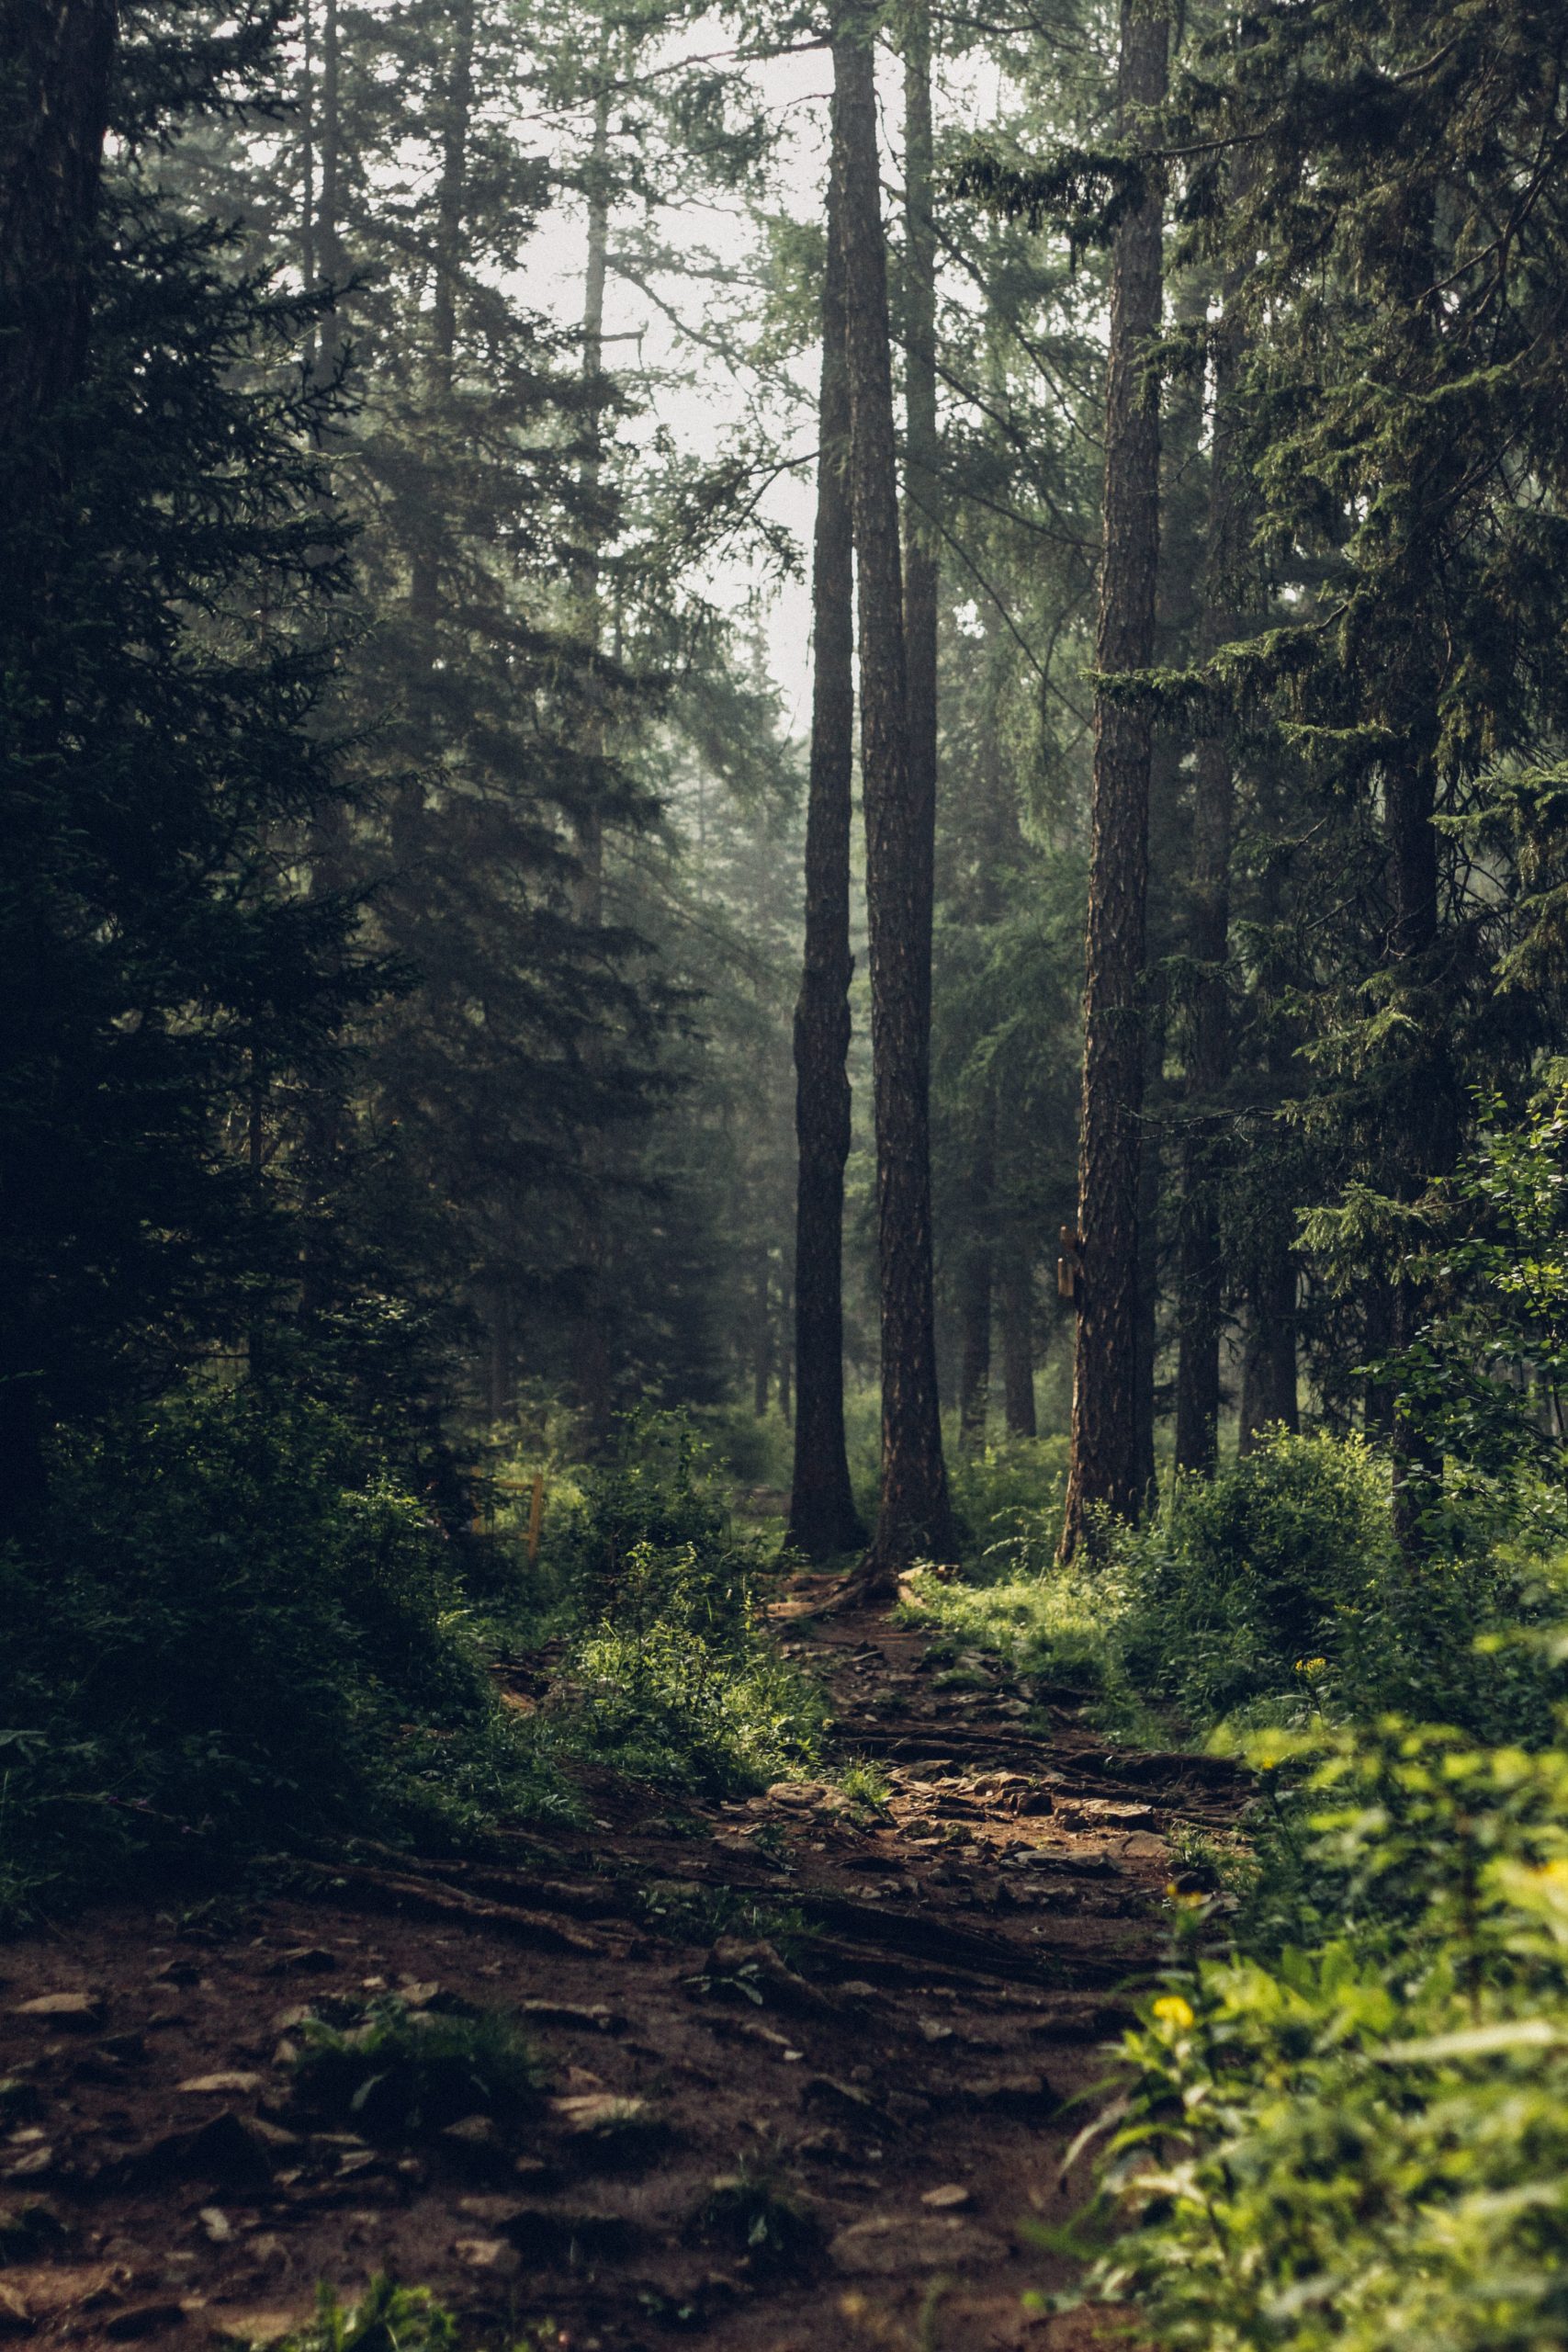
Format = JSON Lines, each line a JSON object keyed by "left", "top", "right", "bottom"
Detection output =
{"left": 0, "top": 1583, "right": 1248, "bottom": 2351}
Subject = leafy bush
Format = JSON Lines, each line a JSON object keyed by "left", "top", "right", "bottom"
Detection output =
{"left": 945, "top": 1435, "right": 1072, "bottom": 1577}
{"left": 0, "top": 1382, "right": 550, "bottom": 1920}
{"left": 545, "top": 1411, "right": 751, "bottom": 1634}
{"left": 565, "top": 1611, "right": 825, "bottom": 1793}
{"left": 1109, "top": 1432, "right": 1393, "bottom": 1724}
{"left": 903, "top": 1429, "right": 1568, "bottom": 1747}
{"left": 542, "top": 1415, "right": 826, "bottom": 1793}
{"left": 1074, "top": 1712, "right": 1568, "bottom": 2352}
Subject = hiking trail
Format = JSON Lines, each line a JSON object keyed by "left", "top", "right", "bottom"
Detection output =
{"left": 0, "top": 1589, "right": 1248, "bottom": 2350}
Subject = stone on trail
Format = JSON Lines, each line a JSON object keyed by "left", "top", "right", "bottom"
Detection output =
{"left": 766, "top": 1781, "right": 826, "bottom": 1807}
{"left": 123, "top": 2112, "right": 275, "bottom": 2190}
{"left": 12, "top": 1993, "right": 103, "bottom": 2029}
{"left": 0, "top": 2266, "right": 117, "bottom": 2318}
{"left": 520, "top": 1998, "right": 624, "bottom": 2033}
{"left": 920, "top": 2183, "right": 972, "bottom": 2209}
{"left": 209, "top": 2308, "right": 314, "bottom": 2346}
{"left": 829, "top": 2211, "right": 1002, "bottom": 2275}
{"left": 1053, "top": 1799, "right": 1157, "bottom": 1832}
{"left": 549, "top": 2093, "right": 651, "bottom": 2133}
{"left": 453, "top": 2235, "right": 521, "bottom": 2276}
{"left": 104, "top": 2297, "right": 189, "bottom": 2338}
{"left": 176, "top": 2074, "right": 264, "bottom": 2098}
{"left": 964, "top": 2074, "right": 1060, "bottom": 2121}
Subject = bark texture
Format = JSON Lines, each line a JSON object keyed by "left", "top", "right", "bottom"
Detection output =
{"left": 570, "top": 59, "right": 616, "bottom": 1446}
{"left": 902, "top": 0, "right": 939, "bottom": 893}
{"left": 957, "top": 1101, "right": 996, "bottom": 1454}
{"left": 1173, "top": 282, "right": 1247, "bottom": 1475}
{"left": 1060, "top": 0, "right": 1168, "bottom": 1560}
{"left": 0, "top": 0, "right": 116, "bottom": 456}
{"left": 788, "top": 134, "right": 866, "bottom": 1557}
{"left": 1237, "top": 1241, "right": 1298, "bottom": 1453}
{"left": 1133, "top": 981, "right": 1166, "bottom": 1508}
{"left": 833, "top": 13, "right": 955, "bottom": 1574}
{"left": 998, "top": 1244, "right": 1036, "bottom": 1435}
{"left": 0, "top": 0, "right": 117, "bottom": 1522}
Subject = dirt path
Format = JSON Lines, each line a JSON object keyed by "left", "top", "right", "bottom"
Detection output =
{"left": 0, "top": 1599, "right": 1247, "bottom": 2350}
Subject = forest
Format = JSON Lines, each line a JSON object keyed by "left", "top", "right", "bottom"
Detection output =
{"left": 5, "top": 0, "right": 1568, "bottom": 2346}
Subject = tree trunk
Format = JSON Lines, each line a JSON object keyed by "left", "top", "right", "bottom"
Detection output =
{"left": 999, "top": 1241, "right": 1037, "bottom": 1437}
{"left": 1174, "top": 282, "right": 1247, "bottom": 1476}
{"left": 957, "top": 1098, "right": 996, "bottom": 1453}
{"left": 902, "top": 0, "right": 939, "bottom": 905}
{"left": 1362, "top": 1272, "right": 1394, "bottom": 1442}
{"left": 571, "top": 56, "right": 616, "bottom": 1447}
{"left": 788, "top": 125, "right": 866, "bottom": 1557}
{"left": 1133, "top": 978, "right": 1166, "bottom": 1508}
{"left": 406, "top": 0, "right": 470, "bottom": 638}
{"left": 1060, "top": 0, "right": 1168, "bottom": 1560}
{"left": 833, "top": 10, "right": 955, "bottom": 1576}
{"left": 753, "top": 1247, "right": 773, "bottom": 1419}
{"left": 1386, "top": 724, "right": 1446, "bottom": 1541}
{"left": 0, "top": 0, "right": 117, "bottom": 457}
{"left": 0, "top": 0, "right": 118, "bottom": 1527}
{"left": 298, "top": 0, "right": 353, "bottom": 1326}
{"left": 1237, "top": 1241, "right": 1298, "bottom": 1453}
{"left": 485, "top": 1288, "right": 514, "bottom": 1423}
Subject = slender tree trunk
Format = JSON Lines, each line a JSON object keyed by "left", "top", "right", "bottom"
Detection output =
{"left": 1060, "top": 0, "right": 1168, "bottom": 1560}
{"left": 753, "top": 1248, "right": 773, "bottom": 1419}
{"left": 999, "top": 1241, "right": 1037, "bottom": 1437}
{"left": 833, "top": 9, "right": 955, "bottom": 1577}
{"left": 902, "top": 0, "right": 939, "bottom": 905}
{"left": 298, "top": 0, "right": 353, "bottom": 1325}
{"left": 485, "top": 1289, "right": 514, "bottom": 1422}
{"left": 1237, "top": 1241, "right": 1298, "bottom": 1453}
{"left": 1133, "top": 979, "right": 1166, "bottom": 1507}
{"left": 1174, "top": 286, "right": 1247, "bottom": 1476}
{"left": 407, "top": 0, "right": 470, "bottom": 640}
{"left": 1386, "top": 722, "right": 1446, "bottom": 1541}
{"left": 788, "top": 127, "right": 866, "bottom": 1557}
{"left": 0, "top": 0, "right": 118, "bottom": 1525}
{"left": 0, "top": 0, "right": 116, "bottom": 458}
{"left": 957, "top": 1097, "right": 995, "bottom": 1453}
{"left": 571, "top": 58, "right": 616, "bottom": 1446}
{"left": 1363, "top": 1272, "right": 1394, "bottom": 1441}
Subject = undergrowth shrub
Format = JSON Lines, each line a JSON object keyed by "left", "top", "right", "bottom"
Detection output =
{"left": 905, "top": 1428, "right": 1568, "bottom": 1745}
{"left": 0, "top": 1383, "right": 554, "bottom": 1924}
{"left": 946, "top": 1435, "right": 1072, "bottom": 1574}
{"left": 542, "top": 1414, "right": 825, "bottom": 1792}
{"left": 290, "top": 1996, "right": 540, "bottom": 2138}
{"left": 276, "top": 2279, "right": 460, "bottom": 2352}
{"left": 1111, "top": 1431, "right": 1395, "bottom": 1725}
{"left": 1072, "top": 1709, "right": 1568, "bottom": 2352}
{"left": 898, "top": 1558, "right": 1116, "bottom": 1695}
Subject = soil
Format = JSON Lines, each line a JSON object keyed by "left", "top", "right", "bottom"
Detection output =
{"left": 0, "top": 1589, "right": 1250, "bottom": 2352}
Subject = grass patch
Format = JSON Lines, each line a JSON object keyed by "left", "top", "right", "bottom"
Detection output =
{"left": 898, "top": 1560, "right": 1120, "bottom": 1695}
{"left": 276, "top": 2279, "right": 460, "bottom": 2351}
{"left": 289, "top": 1996, "right": 541, "bottom": 2140}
